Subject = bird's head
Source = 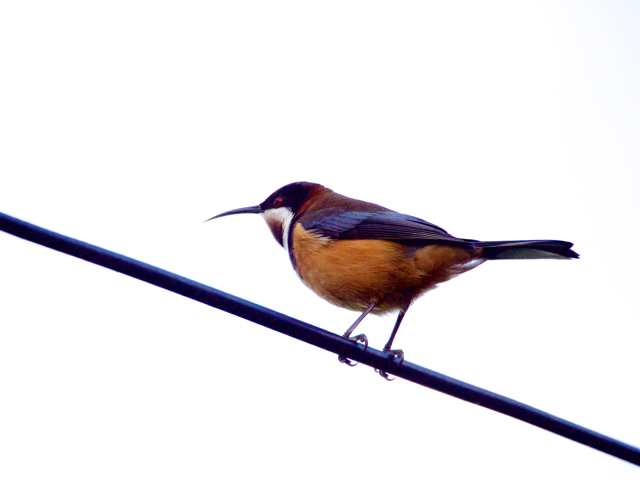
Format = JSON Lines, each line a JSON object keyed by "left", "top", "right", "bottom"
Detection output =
{"left": 206, "top": 181, "right": 324, "bottom": 248}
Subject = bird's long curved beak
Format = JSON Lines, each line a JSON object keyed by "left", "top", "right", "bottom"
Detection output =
{"left": 203, "top": 205, "right": 262, "bottom": 223}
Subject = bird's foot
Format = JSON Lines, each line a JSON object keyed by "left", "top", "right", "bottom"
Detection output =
{"left": 338, "top": 333, "right": 368, "bottom": 366}
{"left": 375, "top": 348, "right": 404, "bottom": 381}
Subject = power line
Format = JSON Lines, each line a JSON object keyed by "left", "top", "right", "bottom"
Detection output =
{"left": 1, "top": 210, "right": 639, "bottom": 467}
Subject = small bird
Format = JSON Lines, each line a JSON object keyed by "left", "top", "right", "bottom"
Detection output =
{"left": 207, "top": 182, "right": 578, "bottom": 378}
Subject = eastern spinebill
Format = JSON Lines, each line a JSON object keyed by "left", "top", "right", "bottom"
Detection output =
{"left": 206, "top": 181, "right": 578, "bottom": 379}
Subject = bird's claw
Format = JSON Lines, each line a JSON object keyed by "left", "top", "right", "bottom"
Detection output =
{"left": 349, "top": 333, "right": 368, "bottom": 349}
{"left": 376, "top": 369, "right": 395, "bottom": 381}
{"left": 375, "top": 348, "right": 404, "bottom": 381}
{"left": 338, "top": 333, "right": 369, "bottom": 366}
{"left": 386, "top": 348, "right": 404, "bottom": 364}
{"left": 338, "top": 355, "right": 358, "bottom": 366}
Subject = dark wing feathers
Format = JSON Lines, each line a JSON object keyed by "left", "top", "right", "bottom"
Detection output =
{"left": 302, "top": 209, "right": 367, "bottom": 235}
{"left": 301, "top": 210, "right": 474, "bottom": 245}
{"left": 298, "top": 209, "right": 578, "bottom": 258}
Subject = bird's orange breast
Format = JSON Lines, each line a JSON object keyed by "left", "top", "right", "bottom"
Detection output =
{"left": 290, "top": 223, "right": 483, "bottom": 314}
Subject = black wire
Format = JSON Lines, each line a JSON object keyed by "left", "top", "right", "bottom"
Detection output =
{"left": 1, "top": 210, "right": 639, "bottom": 467}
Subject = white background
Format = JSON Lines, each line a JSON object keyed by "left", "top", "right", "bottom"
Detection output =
{"left": 1, "top": 1, "right": 639, "bottom": 478}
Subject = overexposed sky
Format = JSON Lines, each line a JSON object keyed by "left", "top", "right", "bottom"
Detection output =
{"left": 1, "top": 1, "right": 639, "bottom": 478}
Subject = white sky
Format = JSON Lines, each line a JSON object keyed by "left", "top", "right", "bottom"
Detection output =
{"left": 1, "top": 1, "right": 639, "bottom": 478}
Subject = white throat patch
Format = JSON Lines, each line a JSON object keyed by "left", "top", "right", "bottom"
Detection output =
{"left": 261, "top": 207, "right": 294, "bottom": 253}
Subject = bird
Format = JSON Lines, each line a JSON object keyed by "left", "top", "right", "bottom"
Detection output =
{"left": 206, "top": 181, "right": 578, "bottom": 379}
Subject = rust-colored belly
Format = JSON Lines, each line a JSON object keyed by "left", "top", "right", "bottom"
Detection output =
{"left": 291, "top": 224, "right": 483, "bottom": 314}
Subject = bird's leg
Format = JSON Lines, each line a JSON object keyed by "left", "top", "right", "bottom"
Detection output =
{"left": 376, "top": 310, "right": 406, "bottom": 380}
{"left": 338, "top": 302, "right": 377, "bottom": 366}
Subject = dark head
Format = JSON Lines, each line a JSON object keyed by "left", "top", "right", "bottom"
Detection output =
{"left": 205, "top": 182, "right": 325, "bottom": 248}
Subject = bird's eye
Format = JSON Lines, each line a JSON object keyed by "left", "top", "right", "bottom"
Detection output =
{"left": 273, "top": 196, "right": 283, "bottom": 208}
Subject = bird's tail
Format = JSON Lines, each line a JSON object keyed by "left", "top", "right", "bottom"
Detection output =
{"left": 477, "top": 240, "right": 579, "bottom": 260}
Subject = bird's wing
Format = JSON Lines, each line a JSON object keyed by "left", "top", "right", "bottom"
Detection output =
{"left": 300, "top": 209, "right": 475, "bottom": 245}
